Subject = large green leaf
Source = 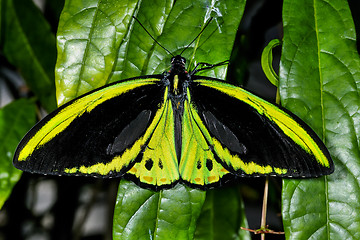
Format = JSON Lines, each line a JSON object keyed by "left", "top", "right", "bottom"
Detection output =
{"left": 55, "top": 0, "right": 245, "bottom": 104}
{"left": 280, "top": 0, "right": 360, "bottom": 239}
{"left": 113, "top": 180, "right": 206, "bottom": 240}
{"left": 2, "top": 0, "right": 57, "bottom": 112}
{"left": 56, "top": 0, "right": 246, "bottom": 239}
{"left": 0, "top": 99, "right": 36, "bottom": 209}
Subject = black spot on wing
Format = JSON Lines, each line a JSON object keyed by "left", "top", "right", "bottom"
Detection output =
{"left": 197, "top": 161, "right": 202, "bottom": 169}
{"left": 206, "top": 159, "right": 213, "bottom": 171}
{"left": 158, "top": 159, "right": 163, "bottom": 169}
{"left": 145, "top": 159, "right": 153, "bottom": 171}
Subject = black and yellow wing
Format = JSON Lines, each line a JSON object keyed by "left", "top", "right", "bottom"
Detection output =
{"left": 14, "top": 77, "right": 179, "bottom": 189}
{"left": 179, "top": 77, "right": 333, "bottom": 188}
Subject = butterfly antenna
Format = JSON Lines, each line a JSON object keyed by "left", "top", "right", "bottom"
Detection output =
{"left": 179, "top": 17, "right": 213, "bottom": 56}
{"left": 132, "top": 16, "right": 174, "bottom": 57}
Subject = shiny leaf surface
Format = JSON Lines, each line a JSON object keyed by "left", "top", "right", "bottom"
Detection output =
{"left": 194, "top": 187, "right": 250, "bottom": 240}
{"left": 280, "top": 0, "right": 360, "bottom": 239}
{"left": 113, "top": 180, "right": 205, "bottom": 240}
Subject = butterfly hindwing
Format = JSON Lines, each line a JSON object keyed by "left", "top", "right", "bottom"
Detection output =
{"left": 179, "top": 95, "right": 230, "bottom": 188}
{"left": 125, "top": 88, "right": 179, "bottom": 189}
{"left": 14, "top": 77, "right": 179, "bottom": 188}
{"left": 183, "top": 77, "right": 333, "bottom": 180}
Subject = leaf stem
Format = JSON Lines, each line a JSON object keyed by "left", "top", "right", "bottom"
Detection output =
{"left": 260, "top": 177, "right": 269, "bottom": 240}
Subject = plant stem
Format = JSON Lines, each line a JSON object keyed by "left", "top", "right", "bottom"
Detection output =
{"left": 261, "top": 177, "right": 269, "bottom": 240}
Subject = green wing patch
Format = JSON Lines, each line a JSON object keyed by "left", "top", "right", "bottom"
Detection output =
{"left": 126, "top": 89, "right": 179, "bottom": 188}
{"left": 180, "top": 92, "right": 229, "bottom": 188}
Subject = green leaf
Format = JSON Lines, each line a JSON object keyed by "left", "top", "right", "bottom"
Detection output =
{"left": 280, "top": 0, "right": 360, "bottom": 239}
{"left": 113, "top": 180, "right": 206, "bottom": 240}
{"left": 0, "top": 99, "right": 36, "bottom": 209}
{"left": 55, "top": 0, "right": 140, "bottom": 105}
{"left": 194, "top": 188, "right": 251, "bottom": 240}
{"left": 55, "top": 0, "right": 246, "bottom": 104}
{"left": 2, "top": 0, "right": 57, "bottom": 112}
{"left": 113, "top": 0, "right": 247, "bottom": 80}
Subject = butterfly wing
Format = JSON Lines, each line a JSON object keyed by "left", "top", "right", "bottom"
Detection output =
{"left": 179, "top": 77, "right": 333, "bottom": 188}
{"left": 14, "top": 77, "right": 179, "bottom": 189}
{"left": 180, "top": 96, "right": 231, "bottom": 188}
{"left": 125, "top": 86, "right": 179, "bottom": 189}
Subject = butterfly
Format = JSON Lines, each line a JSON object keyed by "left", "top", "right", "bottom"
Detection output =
{"left": 13, "top": 54, "right": 334, "bottom": 190}
{"left": 13, "top": 19, "right": 334, "bottom": 190}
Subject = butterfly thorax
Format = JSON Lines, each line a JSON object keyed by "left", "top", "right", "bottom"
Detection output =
{"left": 167, "top": 55, "right": 189, "bottom": 97}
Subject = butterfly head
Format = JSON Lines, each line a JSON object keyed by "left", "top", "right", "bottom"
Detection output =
{"left": 170, "top": 55, "right": 186, "bottom": 74}
{"left": 168, "top": 55, "right": 188, "bottom": 98}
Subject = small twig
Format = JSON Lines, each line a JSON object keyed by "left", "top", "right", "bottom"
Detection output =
{"left": 240, "top": 178, "right": 285, "bottom": 238}
{"left": 240, "top": 226, "right": 285, "bottom": 235}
